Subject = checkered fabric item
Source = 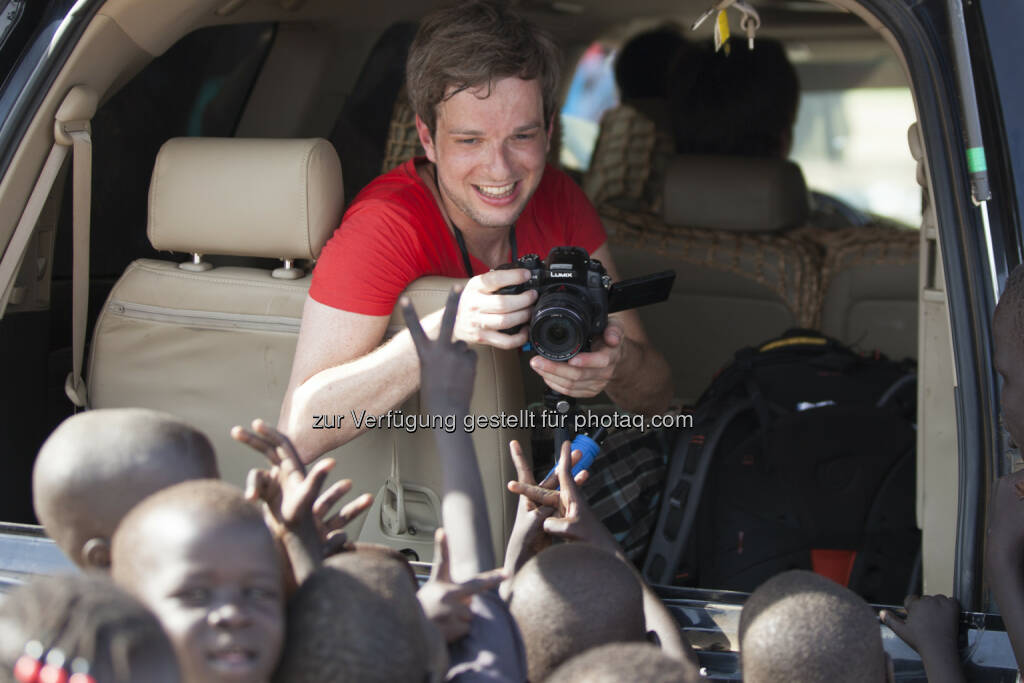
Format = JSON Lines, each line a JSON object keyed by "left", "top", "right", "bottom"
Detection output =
{"left": 381, "top": 96, "right": 423, "bottom": 173}
{"left": 581, "top": 426, "right": 672, "bottom": 563}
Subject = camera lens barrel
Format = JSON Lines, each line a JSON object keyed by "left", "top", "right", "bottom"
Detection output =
{"left": 530, "top": 290, "right": 592, "bottom": 361}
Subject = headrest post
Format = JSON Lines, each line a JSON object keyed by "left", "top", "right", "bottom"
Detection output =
{"left": 179, "top": 252, "right": 212, "bottom": 272}
{"left": 272, "top": 258, "right": 304, "bottom": 280}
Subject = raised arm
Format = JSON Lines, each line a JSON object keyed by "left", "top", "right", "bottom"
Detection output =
{"left": 402, "top": 287, "right": 495, "bottom": 580}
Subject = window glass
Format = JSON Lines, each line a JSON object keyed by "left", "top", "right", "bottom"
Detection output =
{"left": 560, "top": 42, "right": 618, "bottom": 171}
{"left": 791, "top": 88, "right": 920, "bottom": 226}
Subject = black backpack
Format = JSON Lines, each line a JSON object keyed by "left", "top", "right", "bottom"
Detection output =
{"left": 642, "top": 331, "right": 919, "bottom": 604}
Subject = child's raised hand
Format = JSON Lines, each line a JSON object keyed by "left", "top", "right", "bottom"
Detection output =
{"left": 881, "top": 594, "right": 961, "bottom": 653}
{"left": 508, "top": 440, "right": 616, "bottom": 554}
{"left": 418, "top": 528, "right": 507, "bottom": 643}
{"left": 401, "top": 287, "right": 476, "bottom": 414}
{"left": 312, "top": 478, "right": 374, "bottom": 556}
{"left": 881, "top": 595, "right": 966, "bottom": 683}
{"left": 232, "top": 418, "right": 331, "bottom": 583}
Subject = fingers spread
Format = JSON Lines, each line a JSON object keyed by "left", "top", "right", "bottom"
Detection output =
{"left": 508, "top": 480, "right": 560, "bottom": 508}
{"left": 508, "top": 439, "right": 535, "bottom": 486}
{"left": 335, "top": 493, "right": 374, "bottom": 527}
{"left": 231, "top": 426, "right": 280, "bottom": 465}
{"left": 313, "top": 479, "right": 353, "bottom": 518}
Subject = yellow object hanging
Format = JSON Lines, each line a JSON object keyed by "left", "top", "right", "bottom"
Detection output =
{"left": 714, "top": 9, "right": 731, "bottom": 55}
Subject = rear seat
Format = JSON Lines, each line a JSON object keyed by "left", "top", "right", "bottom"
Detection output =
{"left": 587, "top": 104, "right": 920, "bottom": 403}
{"left": 601, "top": 155, "right": 820, "bottom": 404}
{"left": 87, "top": 137, "right": 524, "bottom": 563}
{"left": 806, "top": 225, "right": 920, "bottom": 360}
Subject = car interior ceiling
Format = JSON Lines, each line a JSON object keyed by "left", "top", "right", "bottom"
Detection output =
{"left": 0, "top": 0, "right": 950, "bottom": 601}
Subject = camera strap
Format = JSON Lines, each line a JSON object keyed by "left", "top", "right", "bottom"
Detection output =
{"left": 431, "top": 163, "right": 517, "bottom": 277}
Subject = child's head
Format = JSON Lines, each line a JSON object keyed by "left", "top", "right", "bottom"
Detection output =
{"left": 273, "top": 551, "right": 432, "bottom": 682}
{"left": 111, "top": 479, "right": 283, "bottom": 683}
{"left": 508, "top": 543, "right": 646, "bottom": 681}
{"left": 994, "top": 264, "right": 1024, "bottom": 449}
{"left": 0, "top": 573, "right": 178, "bottom": 683}
{"left": 546, "top": 642, "right": 694, "bottom": 683}
{"left": 739, "top": 570, "right": 890, "bottom": 683}
{"left": 33, "top": 408, "right": 218, "bottom": 570}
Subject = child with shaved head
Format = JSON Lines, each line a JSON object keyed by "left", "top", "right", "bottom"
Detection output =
{"left": 547, "top": 642, "right": 694, "bottom": 683}
{"left": 505, "top": 439, "right": 699, "bottom": 679}
{"left": 274, "top": 550, "right": 447, "bottom": 683}
{"left": 111, "top": 478, "right": 284, "bottom": 683}
{"left": 33, "top": 408, "right": 218, "bottom": 569}
{"left": 739, "top": 570, "right": 890, "bottom": 682}
{"left": 508, "top": 542, "right": 646, "bottom": 681}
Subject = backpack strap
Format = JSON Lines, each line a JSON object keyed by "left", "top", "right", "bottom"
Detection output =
{"left": 642, "top": 398, "right": 753, "bottom": 586}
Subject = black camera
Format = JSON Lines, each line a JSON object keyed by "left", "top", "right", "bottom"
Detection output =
{"left": 495, "top": 246, "right": 675, "bottom": 361}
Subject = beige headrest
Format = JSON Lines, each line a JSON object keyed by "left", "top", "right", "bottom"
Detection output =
{"left": 148, "top": 137, "right": 343, "bottom": 259}
{"left": 661, "top": 155, "right": 809, "bottom": 232}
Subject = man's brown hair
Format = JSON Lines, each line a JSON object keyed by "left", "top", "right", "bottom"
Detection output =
{"left": 406, "top": 0, "right": 561, "bottom": 136}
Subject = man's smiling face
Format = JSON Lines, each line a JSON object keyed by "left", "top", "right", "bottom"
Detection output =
{"left": 417, "top": 76, "right": 550, "bottom": 234}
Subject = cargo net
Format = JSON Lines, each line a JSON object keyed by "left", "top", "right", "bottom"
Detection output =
{"left": 601, "top": 205, "right": 821, "bottom": 329}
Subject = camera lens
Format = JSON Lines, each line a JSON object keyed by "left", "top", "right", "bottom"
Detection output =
{"left": 530, "top": 291, "right": 591, "bottom": 361}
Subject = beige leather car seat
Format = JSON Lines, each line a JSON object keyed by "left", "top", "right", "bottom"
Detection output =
{"left": 600, "top": 155, "right": 820, "bottom": 404}
{"left": 86, "top": 137, "right": 524, "bottom": 563}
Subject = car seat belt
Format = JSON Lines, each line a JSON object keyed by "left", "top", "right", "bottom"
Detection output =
{"left": 55, "top": 86, "right": 98, "bottom": 408}
{"left": 0, "top": 144, "right": 68, "bottom": 315}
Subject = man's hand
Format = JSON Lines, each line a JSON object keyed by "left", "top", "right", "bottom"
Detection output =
{"left": 312, "top": 478, "right": 374, "bottom": 557}
{"left": 402, "top": 287, "right": 478, "bottom": 414}
{"left": 507, "top": 440, "right": 615, "bottom": 553}
{"left": 529, "top": 318, "right": 628, "bottom": 398}
{"left": 451, "top": 269, "right": 537, "bottom": 349}
{"left": 232, "top": 418, "right": 331, "bottom": 584}
{"left": 418, "top": 528, "right": 507, "bottom": 643}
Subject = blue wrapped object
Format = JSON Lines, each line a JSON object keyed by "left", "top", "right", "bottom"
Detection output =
{"left": 544, "top": 433, "right": 601, "bottom": 483}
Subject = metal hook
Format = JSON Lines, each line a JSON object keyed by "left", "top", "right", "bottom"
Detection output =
{"left": 734, "top": 1, "right": 762, "bottom": 49}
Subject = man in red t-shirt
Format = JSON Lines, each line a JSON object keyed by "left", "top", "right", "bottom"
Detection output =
{"left": 279, "top": 2, "right": 672, "bottom": 462}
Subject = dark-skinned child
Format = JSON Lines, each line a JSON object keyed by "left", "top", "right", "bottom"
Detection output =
{"left": 401, "top": 287, "right": 526, "bottom": 681}
{"left": 986, "top": 262, "right": 1024, "bottom": 674}
{"left": 272, "top": 550, "right": 446, "bottom": 683}
{"left": 0, "top": 573, "right": 179, "bottom": 683}
{"left": 505, "top": 441, "right": 700, "bottom": 682}
{"left": 739, "top": 570, "right": 891, "bottom": 683}
{"left": 546, "top": 642, "right": 693, "bottom": 683}
{"left": 110, "top": 479, "right": 284, "bottom": 683}
{"left": 32, "top": 408, "right": 218, "bottom": 570}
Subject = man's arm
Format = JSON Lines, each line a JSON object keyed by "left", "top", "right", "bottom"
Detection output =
{"left": 280, "top": 269, "right": 535, "bottom": 463}
{"left": 527, "top": 243, "right": 673, "bottom": 416}
{"left": 278, "top": 296, "right": 430, "bottom": 462}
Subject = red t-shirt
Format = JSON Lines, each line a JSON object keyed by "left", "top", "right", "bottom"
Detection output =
{"left": 309, "top": 158, "right": 608, "bottom": 315}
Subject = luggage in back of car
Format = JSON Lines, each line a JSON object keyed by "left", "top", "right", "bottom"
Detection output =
{"left": 643, "top": 331, "right": 919, "bottom": 604}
